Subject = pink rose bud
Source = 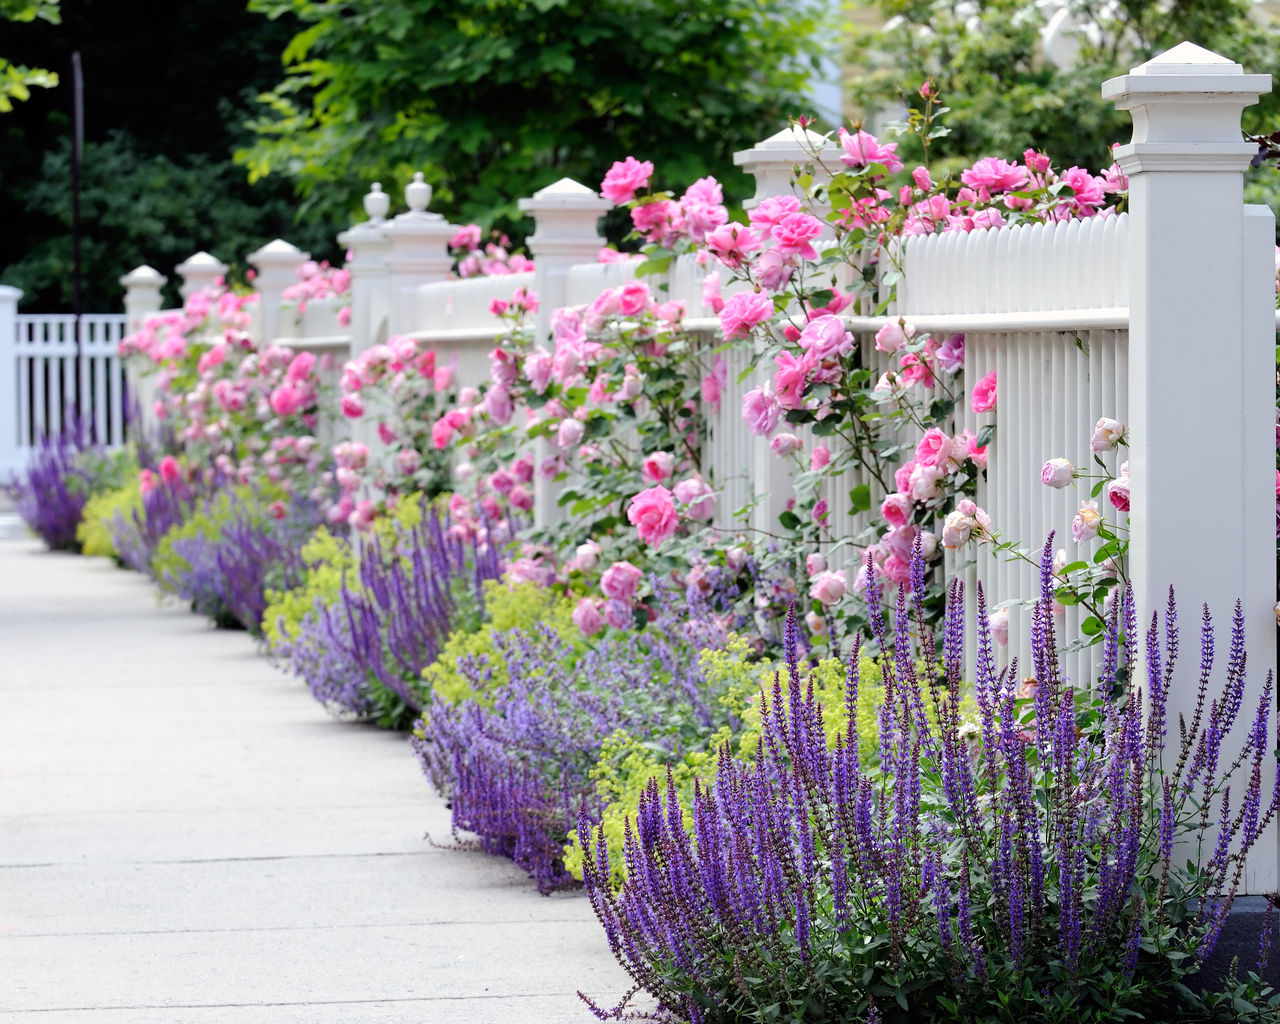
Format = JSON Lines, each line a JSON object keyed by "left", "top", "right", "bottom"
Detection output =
{"left": 810, "top": 444, "right": 831, "bottom": 470}
{"left": 874, "top": 321, "right": 907, "bottom": 353}
{"left": 1041, "top": 458, "right": 1074, "bottom": 488}
{"left": 1090, "top": 417, "right": 1124, "bottom": 452}
{"left": 989, "top": 607, "right": 1009, "bottom": 647}
{"left": 642, "top": 451, "right": 676, "bottom": 482}
{"left": 1072, "top": 500, "right": 1103, "bottom": 543}
{"left": 806, "top": 552, "right": 827, "bottom": 576}
{"left": 726, "top": 546, "right": 747, "bottom": 572}
{"left": 770, "top": 433, "right": 804, "bottom": 457}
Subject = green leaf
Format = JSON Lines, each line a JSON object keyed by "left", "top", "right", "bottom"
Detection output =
{"left": 849, "top": 484, "right": 871, "bottom": 513}
{"left": 975, "top": 423, "right": 996, "bottom": 449}
{"left": 778, "top": 510, "right": 802, "bottom": 531}
{"left": 812, "top": 418, "right": 841, "bottom": 436}
{"left": 1081, "top": 616, "right": 1105, "bottom": 636}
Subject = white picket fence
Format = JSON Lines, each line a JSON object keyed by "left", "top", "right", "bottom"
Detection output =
{"left": 0, "top": 288, "right": 130, "bottom": 475}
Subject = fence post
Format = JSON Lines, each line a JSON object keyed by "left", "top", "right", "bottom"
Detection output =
{"left": 733, "top": 127, "right": 839, "bottom": 534}
{"left": 518, "top": 178, "right": 611, "bottom": 526}
{"left": 337, "top": 184, "right": 393, "bottom": 453}
{"left": 1105, "top": 42, "right": 1276, "bottom": 890}
{"left": 0, "top": 285, "right": 21, "bottom": 476}
{"left": 174, "top": 251, "right": 229, "bottom": 301}
{"left": 384, "top": 172, "right": 455, "bottom": 335}
{"left": 247, "top": 239, "right": 309, "bottom": 345}
{"left": 118, "top": 266, "right": 167, "bottom": 438}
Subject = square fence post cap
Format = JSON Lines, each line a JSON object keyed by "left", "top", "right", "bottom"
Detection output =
{"left": 175, "top": 251, "right": 229, "bottom": 277}
{"left": 1103, "top": 41, "right": 1271, "bottom": 101}
{"left": 733, "top": 124, "right": 836, "bottom": 167}
{"left": 248, "top": 239, "right": 310, "bottom": 265}
{"left": 119, "top": 265, "right": 167, "bottom": 288}
{"left": 518, "top": 178, "right": 612, "bottom": 213}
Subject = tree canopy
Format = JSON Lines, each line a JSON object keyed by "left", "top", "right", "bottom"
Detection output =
{"left": 237, "top": 0, "right": 825, "bottom": 231}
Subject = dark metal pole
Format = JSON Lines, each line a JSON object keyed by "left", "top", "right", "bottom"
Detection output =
{"left": 71, "top": 51, "right": 83, "bottom": 431}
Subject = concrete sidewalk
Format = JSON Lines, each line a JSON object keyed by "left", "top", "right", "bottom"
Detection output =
{"left": 0, "top": 535, "right": 629, "bottom": 1022}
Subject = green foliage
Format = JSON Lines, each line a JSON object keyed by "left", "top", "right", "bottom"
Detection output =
{"left": 848, "top": 0, "right": 1280, "bottom": 173}
{"left": 238, "top": 0, "right": 823, "bottom": 232}
{"left": 0, "top": 0, "right": 59, "bottom": 114}
{"left": 2, "top": 132, "right": 337, "bottom": 311}
{"left": 261, "top": 525, "right": 352, "bottom": 648}
{"left": 423, "top": 579, "right": 578, "bottom": 706}
{"left": 77, "top": 476, "right": 138, "bottom": 560}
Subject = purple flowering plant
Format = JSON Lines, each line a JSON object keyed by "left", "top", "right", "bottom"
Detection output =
{"left": 412, "top": 580, "right": 735, "bottom": 893}
{"left": 579, "top": 538, "right": 1280, "bottom": 1023}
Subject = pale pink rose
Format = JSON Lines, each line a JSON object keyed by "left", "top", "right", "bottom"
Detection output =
{"left": 349, "top": 500, "right": 376, "bottom": 532}
{"left": 505, "top": 557, "right": 554, "bottom": 587}
{"left": 989, "top": 607, "right": 1010, "bottom": 647}
{"left": 485, "top": 386, "right": 514, "bottom": 424}
{"left": 642, "top": 451, "right": 675, "bottom": 482}
{"left": 770, "top": 433, "right": 803, "bottom": 457}
{"left": 701, "top": 371, "right": 722, "bottom": 411}
{"left": 1073, "top": 500, "right": 1103, "bottom": 543}
{"left": 919, "top": 530, "right": 939, "bottom": 560}
{"left": 569, "top": 540, "right": 602, "bottom": 572}
{"left": 628, "top": 485, "right": 679, "bottom": 547}
{"left": 881, "top": 554, "right": 912, "bottom": 586}
{"left": 603, "top": 599, "right": 635, "bottom": 630}
{"left": 509, "top": 485, "right": 533, "bottom": 512}
{"left": 657, "top": 299, "right": 686, "bottom": 324}
{"left": 771, "top": 212, "right": 824, "bottom": 260}
{"left": 809, "top": 570, "right": 847, "bottom": 606}
{"left": 1107, "top": 475, "right": 1130, "bottom": 512}
{"left": 915, "top": 428, "right": 954, "bottom": 468}
{"left": 673, "top": 476, "right": 716, "bottom": 521}
{"left": 806, "top": 552, "right": 827, "bottom": 576}
{"left": 742, "top": 385, "right": 780, "bottom": 437}
{"left": 337, "top": 305, "right": 352, "bottom": 327}
{"left": 909, "top": 463, "right": 945, "bottom": 501}
{"left": 754, "top": 249, "right": 795, "bottom": 292}
{"left": 458, "top": 386, "right": 480, "bottom": 407}
{"left": 895, "top": 461, "right": 916, "bottom": 494}
{"left": 1090, "top": 417, "right": 1124, "bottom": 452}
{"left": 340, "top": 393, "right": 364, "bottom": 418}
{"left": 719, "top": 290, "right": 773, "bottom": 340}
{"left": 489, "top": 347, "right": 518, "bottom": 387}
{"left": 701, "top": 271, "right": 725, "bottom": 314}
{"left": 434, "top": 366, "right": 454, "bottom": 391}
{"left": 881, "top": 492, "right": 914, "bottom": 528}
{"left": 524, "top": 348, "right": 554, "bottom": 394}
{"left": 942, "top": 500, "right": 991, "bottom": 548}
{"left": 805, "top": 610, "right": 829, "bottom": 635}
{"left": 600, "top": 156, "right": 654, "bottom": 205}
{"left": 601, "top": 560, "right": 643, "bottom": 602}
{"left": 725, "top": 546, "right": 748, "bottom": 572}
{"left": 970, "top": 371, "right": 997, "bottom": 413}
{"left": 396, "top": 449, "right": 421, "bottom": 476}
{"left": 837, "top": 128, "right": 904, "bottom": 173}
{"left": 936, "top": 334, "right": 965, "bottom": 373}
{"left": 572, "top": 598, "right": 606, "bottom": 636}
{"left": 1041, "top": 458, "right": 1074, "bottom": 488}
{"left": 797, "top": 314, "right": 854, "bottom": 360}
{"left": 811, "top": 444, "right": 831, "bottom": 470}
{"left": 555, "top": 418, "right": 585, "bottom": 449}
{"left": 875, "top": 321, "right": 909, "bottom": 353}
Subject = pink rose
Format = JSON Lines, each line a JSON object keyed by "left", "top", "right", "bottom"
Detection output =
{"left": 642, "top": 451, "right": 675, "bottom": 482}
{"left": 961, "top": 157, "right": 1029, "bottom": 193}
{"left": 524, "top": 348, "right": 553, "bottom": 394}
{"left": 509, "top": 485, "right": 533, "bottom": 512}
{"left": 911, "top": 165, "right": 932, "bottom": 190}
{"left": 490, "top": 469, "right": 514, "bottom": 494}
{"left": 797, "top": 314, "right": 854, "bottom": 360}
{"left": 628, "top": 485, "right": 679, "bottom": 547}
{"left": 742, "top": 384, "right": 780, "bottom": 436}
{"left": 1073, "top": 500, "right": 1103, "bottom": 543}
{"left": 806, "top": 552, "right": 826, "bottom": 576}
{"left": 601, "top": 560, "right": 643, "bottom": 602}
{"left": 894, "top": 461, "right": 916, "bottom": 494}
{"left": 915, "top": 428, "right": 954, "bottom": 468}
{"left": 837, "top": 128, "right": 903, "bottom": 173}
{"left": 432, "top": 416, "right": 456, "bottom": 449}
{"left": 805, "top": 610, "right": 828, "bottom": 636}
{"left": 488, "top": 297, "right": 510, "bottom": 317}
{"left": 397, "top": 449, "right": 421, "bottom": 476}
{"left": 1041, "top": 458, "right": 1074, "bottom": 488}
{"left": 811, "top": 444, "right": 831, "bottom": 470}
{"left": 936, "top": 334, "right": 965, "bottom": 373}
{"left": 158, "top": 456, "right": 181, "bottom": 487}
{"left": 555, "top": 418, "right": 585, "bottom": 449}
{"left": 964, "top": 434, "right": 988, "bottom": 467}
{"left": 618, "top": 279, "right": 651, "bottom": 316}
{"left": 434, "top": 366, "right": 454, "bottom": 392}
{"left": 706, "top": 223, "right": 764, "bottom": 269}
{"left": 572, "top": 597, "right": 606, "bottom": 636}
{"left": 809, "top": 569, "right": 847, "bottom": 606}
{"left": 485, "top": 386, "right": 514, "bottom": 425}
{"left": 773, "top": 350, "right": 812, "bottom": 409}
{"left": 632, "top": 199, "right": 677, "bottom": 242}
{"left": 747, "top": 194, "right": 802, "bottom": 230}
{"left": 270, "top": 382, "right": 304, "bottom": 417}
{"left": 601, "top": 156, "right": 655, "bottom": 205}
{"left": 673, "top": 476, "right": 716, "bottom": 521}
{"left": 349, "top": 500, "right": 376, "bottom": 532}
{"left": 1090, "top": 417, "right": 1124, "bottom": 452}
{"left": 770, "top": 433, "right": 803, "bottom": 457}
{"left": 340, "top": 393, "right": 364, "bottom": 418}
{"left": 701, "top": 271, "right": 725, "bottom": 314}
{"left": 603, "top": 599, "right": 635, "bottom": 630}
{"left": 874, "top": 321, "right": 909, "bottom": 353}
{"left": 719, "top": 290, "right": 773, "bottom": 340}
{"left": 880, "top": 492, "right": 914, "bottom": 528}
{"left": 1106, "top": 476, "right": 1130, "bottom": 511}
{"left": 755, "top": 249, "right": 795, "bottom": 292}
{"left": 771, "top": 212, "right": 825, "bottom": 260}
{"left": 970, "top": 371, "right": 997, "bottom": 413}
{"left": 512, "top": 456, "right": 534, "bottom": 483}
